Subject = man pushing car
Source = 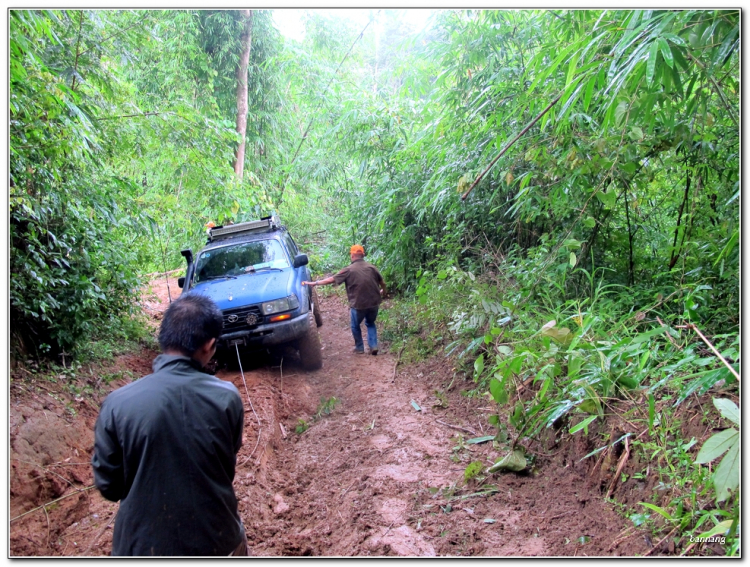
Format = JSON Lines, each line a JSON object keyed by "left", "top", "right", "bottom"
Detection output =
{"left": 303, "top": 245, "right": 386, "bottom": 355}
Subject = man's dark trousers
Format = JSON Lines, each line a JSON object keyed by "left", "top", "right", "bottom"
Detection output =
{"left": 350, "top": 307, "right": 378, "bottom": 352}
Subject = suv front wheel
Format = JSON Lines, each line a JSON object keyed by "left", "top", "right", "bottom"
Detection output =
{"left": 297, "top": 311, "right": 323, "bottom": 370}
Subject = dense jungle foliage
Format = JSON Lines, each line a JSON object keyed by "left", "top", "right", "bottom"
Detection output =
{"left": 10, "top": 9, "right": 739, "bottom": 554}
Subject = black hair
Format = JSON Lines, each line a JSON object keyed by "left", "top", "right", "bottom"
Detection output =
{"left": 158, "top": 293, "right": 223, "bottom": 356}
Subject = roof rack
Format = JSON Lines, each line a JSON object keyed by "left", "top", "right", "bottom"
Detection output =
{"left": 208, "top": 215, "right": 282, "bottom": 242}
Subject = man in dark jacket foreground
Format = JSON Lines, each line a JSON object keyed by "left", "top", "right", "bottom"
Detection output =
{"left": 92, "top": 293, "right": 247, "bottom": 556}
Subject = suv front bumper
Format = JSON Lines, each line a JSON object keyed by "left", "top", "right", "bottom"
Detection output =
{"left": 218, "top": 311, "right": 309, "bottom": 348}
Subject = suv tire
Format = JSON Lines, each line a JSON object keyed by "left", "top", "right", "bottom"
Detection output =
{"left": 310, "top": 286, "right": 323, "bottom": 327}
{"left": 297, "top": 311, "right": 323, "bottom": 370}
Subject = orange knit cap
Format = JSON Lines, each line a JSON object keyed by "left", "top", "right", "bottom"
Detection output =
{"left": 350, "top": 244, "right": 365, "bottom": 256}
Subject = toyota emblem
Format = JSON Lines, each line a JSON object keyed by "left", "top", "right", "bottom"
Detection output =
{"left": 227, "top": 314, "right": 238, "bottom": 323}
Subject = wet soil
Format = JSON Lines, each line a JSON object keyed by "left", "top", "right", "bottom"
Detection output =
{"left": 10, "top": 278, "right": 660, "bottom": 557}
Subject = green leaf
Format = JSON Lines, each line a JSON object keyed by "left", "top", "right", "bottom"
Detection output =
{"left": 466, "top": 435, "right": 495, "bottom": 445}
{"left": 583, "top": 74, "right": 596, "bottom": 112}
{"left": 538, "top": 374, "right": 552, "bottom": 400}
{"left": 489, "top": 377, "right": 508, "bottom": 405}
{"left": 639, "top": 350, "right": 651, "bottom": 372}
{"left": 614, "top": 99, "right": 630, "bottom": 125}
{"left": 697, "top": 519, "right": 734, "bottom": 539}
{"left": 663, "top": 32, "right": 687, "bottom": 47}
{"left": 583, "top": 216, "right": 596, "bottom": 228}
{"left": 695, "top": 428, "right": 738, "bottom": 464}
{"left": 568, "top": 356, "right": 583, "bottom": 377}
{"left": 713, "top": 398, "right": 739, "bottom": 426}
{"left": 646, "top": 41, "right": 659, "bottom": 85}
{"left": 648, "top": 394, "right": 655, "bottom": 433}
{"left": 569, "top": 415, "right": 597, "bottom": 435}
{"left": 596, "top": 191, "right": 616, "bottom": 209}
{"left": 657, "top": 38, "right": 674, "bottom": 68}
{"left": 541, "top": 324, "right": 572, "bottom": 344}
{"left": 578, "top": 399, "right": 598, "bottom": 415}
{"left": 569, "top": 252, "right": 577, "bottom": 267}
{"left": 566, "top": 50, "right": 579, "bottom": 87}
{"left": 474, "top": 353, "right": 485, "bottom": 377}
{"left": 509, "top": 402, "right": 524, "bottom": 428}
{"left": 488, "top": 449, "right": 527, "bottom": 473}
{"left": 509, "top": 355, "right": 523, "bottom": 374}
{"left": 639, "top": 502, "right": 674, "bottom": 522}
{"left": 713, "top": 440, "right": 739, "bottom": 502}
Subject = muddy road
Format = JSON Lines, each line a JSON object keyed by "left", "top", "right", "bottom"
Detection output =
{"left": 10, "top": 278, "right": 651, "bottom": 557}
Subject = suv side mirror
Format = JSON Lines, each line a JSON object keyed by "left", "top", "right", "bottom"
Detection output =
{"left": 293, "top": 254, "right": 309, "bottom": 268}
{"left": 178, "top": 276, "right": 185, "bottom": 289}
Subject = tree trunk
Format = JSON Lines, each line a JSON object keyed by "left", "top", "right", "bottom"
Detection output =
{"left": 233, "top": 10, "right": 253, "bottom": 181}
{"left": 668, "top": 171, "right": 690, "bottom": 270}
{"left": 623, "top": 182, "right": 635, "bottom": 285}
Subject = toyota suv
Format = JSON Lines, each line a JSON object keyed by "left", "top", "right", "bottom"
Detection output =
{"left": 177, "top": 215, "right": 323, "bottom": 370}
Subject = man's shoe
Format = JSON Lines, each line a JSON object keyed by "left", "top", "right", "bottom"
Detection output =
{"left": 353, "top": 348, "right": 365, "bottom": 354}
{"left": 370, "top": 348, "right": 378, "bottom": 356}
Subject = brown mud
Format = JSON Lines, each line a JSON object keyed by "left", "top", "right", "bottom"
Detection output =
{"left": 10, "top": 277, "right": 663, "bottom": 557}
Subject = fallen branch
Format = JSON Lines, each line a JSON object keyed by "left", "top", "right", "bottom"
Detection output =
{"left": 656, "top": 317, "right": 682, "bottom": 350}
{"left": 83, "top": 511, "right": 117, "bottom": 555}
{"left": 680, "top": 542, "right": 697, "bottom": 556}
{"left": 605, "top": 437, "right": 630, "bottom": 499}
{"left": 13, "top": 458, "right": 77, "bottom": 491}
{"left": 43, "top": 502, "right": 51, "bottom": 551}
{"left": 435, "top": 419, "right": 478, "bottom": 437}
{"left": 461, "top": 93, "right": 562, "bottom": 201}
{"left": 676, "top": 323, "right": 740, "bottom": 382}
{"left": 607, "top": 526, "right": 636, "bottom": 551}
{"left": 10, "top": 485, "right": 97, "bottom": 523}
{"left": 644, "top": 526, "right": 677, "bottom": 556}
{"left": 590, "top": 447, "right": 609, "bottom": 478}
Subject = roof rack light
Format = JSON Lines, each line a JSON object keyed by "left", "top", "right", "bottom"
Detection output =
{"left": 208, "top": 215, "right": 281, "bottom": 242}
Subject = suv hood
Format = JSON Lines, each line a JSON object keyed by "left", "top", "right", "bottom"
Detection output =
{"left": 191, "top": 269, "right": 293, "bottom": 311}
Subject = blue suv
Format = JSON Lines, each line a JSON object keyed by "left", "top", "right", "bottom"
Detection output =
{"left": 177, "top": 216, "right": 323, "bottom": 370}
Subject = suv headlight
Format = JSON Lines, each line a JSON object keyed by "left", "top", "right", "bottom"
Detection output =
{"left": 262, "top": 294, "right": 299, "bottom": 315}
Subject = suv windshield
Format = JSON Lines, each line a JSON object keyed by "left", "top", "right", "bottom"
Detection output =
{"left": 194, "top": 239, "right": 290, "bottom": 283}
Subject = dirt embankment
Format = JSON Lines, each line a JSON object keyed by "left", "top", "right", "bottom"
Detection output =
{"left": 10, "top": 278, "right": 656, "bottom": 557}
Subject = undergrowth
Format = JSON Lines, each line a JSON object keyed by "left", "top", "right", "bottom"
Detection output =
{"left": 381, "top": 248, "right": 740, "bottom": 556}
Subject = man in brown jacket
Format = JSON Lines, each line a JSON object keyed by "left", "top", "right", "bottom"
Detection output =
{"left": 303, "top": 245, "right": 386, "bottom": 355}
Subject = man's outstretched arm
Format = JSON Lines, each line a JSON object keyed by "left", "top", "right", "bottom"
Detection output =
{"left": 302, "top": 276, "right": 335, "bottom": 287}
